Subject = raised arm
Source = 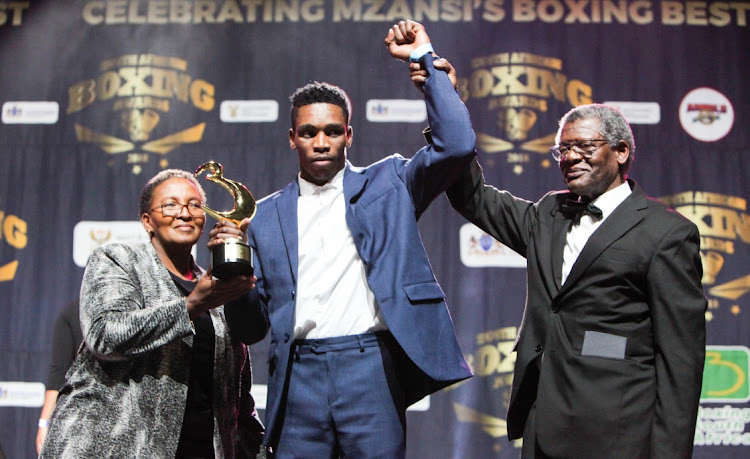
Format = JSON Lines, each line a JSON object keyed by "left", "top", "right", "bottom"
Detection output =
{"left": 385, "top": 20, "right": 476, "bottom": 217}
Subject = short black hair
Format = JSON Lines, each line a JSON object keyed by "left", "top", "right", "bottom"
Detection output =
{"left": 289, "top": 81, "right": 351, "bottom": 128}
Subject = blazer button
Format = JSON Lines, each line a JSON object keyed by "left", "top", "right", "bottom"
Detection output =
{"left": 535, "top": 345, "right": 543, "bottom": 353}
{"left": 551, "top": 305, "right": 560, "bottom": 313}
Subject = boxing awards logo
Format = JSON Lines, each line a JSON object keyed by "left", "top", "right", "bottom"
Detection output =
{"left": 0, "top": 199, "right": 27, "bottom": 282}
{"left": 66, "top": 54, "right": 215, "bottom": 174}
{"left": 451, "top": 326, "right": 521, "bottom": 452}
{"left": 459, "top": 51, "right": 593, "bottom": 173}
{"left": 659, "top": 191, "right": 750, "bottom": 323}
{"left": 659, "top": 192, "right": 750, "bottom": 445}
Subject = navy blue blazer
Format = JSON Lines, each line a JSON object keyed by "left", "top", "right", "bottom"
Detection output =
{"left": 230, "top": 54, "right": 475, "bottom": 448}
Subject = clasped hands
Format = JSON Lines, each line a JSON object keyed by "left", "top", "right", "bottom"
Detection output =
{"left": 384, "top": 19, "right": 457, "bottom": 91}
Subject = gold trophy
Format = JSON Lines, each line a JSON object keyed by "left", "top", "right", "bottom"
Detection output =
{"left": 194, "top": 161, "right": 256, "bottom": 279}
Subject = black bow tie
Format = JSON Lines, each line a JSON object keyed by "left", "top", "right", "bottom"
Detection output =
{"left": 561, "top": 199, "right": 603, "bottom": 220}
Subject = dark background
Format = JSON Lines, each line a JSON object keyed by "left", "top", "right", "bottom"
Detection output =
{"left": 1, "top": 1, "right": 748, "bottom": 457}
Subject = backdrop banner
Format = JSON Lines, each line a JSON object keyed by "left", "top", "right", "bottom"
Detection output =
{"left": 1, "top": 1, "right": 748, "bottom": 457}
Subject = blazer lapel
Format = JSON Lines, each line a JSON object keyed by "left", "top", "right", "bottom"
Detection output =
{"left": 343, "top": 164, "right": 368, "bottom": 252}
{"left": 343, "top": 162, "right": 367, "bottom": 204}
{"left": 275, "top": 180, "right": 300, "bottom": 285}
{"left": 560, "top": 182, "right": 648, "bottom": 294}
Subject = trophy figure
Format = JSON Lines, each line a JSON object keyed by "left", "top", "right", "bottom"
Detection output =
{"left": 194, "top": 161, "right": 256, "bottom": 279}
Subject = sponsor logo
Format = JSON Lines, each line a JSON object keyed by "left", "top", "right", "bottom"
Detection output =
{"left": 66, "top": 53, "right": 215, "bottom": 174}
{"left": 72, "top": 221, "right": 149, "bottom": 267}
{"left": 219, "top": 100, "right": 278, "bottom": 123}
{"left": 459, "top": 223, "right": 526, "bottom": 268}
{"left": 602, "top": 101, "right": 661, "bottom": 125}
{"left": 696, "top": 404, "right": 750, "bottom": 447}
{"left": 701, "top": 346, "right": 750, "bottom": 403}
{"left": 365, "top": 99, "right": 426, "bottom": 123}
{"left": 0, "top": 382, "right": 45, "bottom": 407}
{"left": 696, "top": 346, "right": 750, "bottom": 446}
{"left": 1, "top": 101, "right": 59, "bottom": 124}
{"left": 679, "top": 87, "right": 734, "bottom": 142}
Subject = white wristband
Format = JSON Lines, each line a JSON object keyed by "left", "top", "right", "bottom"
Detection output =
{"left": 409, "top": 43, "right": 435, "bottom": 63}
{"left": 38, "top": 418, "right": 49, "bottom": 428}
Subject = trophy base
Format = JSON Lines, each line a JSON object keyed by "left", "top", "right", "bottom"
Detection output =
{"left": 211, "top": 239, "right": 254, "bottom": 280}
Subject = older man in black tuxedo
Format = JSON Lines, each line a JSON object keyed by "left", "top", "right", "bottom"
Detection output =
{"left": 445, "top": 103, "right": 706, "bottom": 458}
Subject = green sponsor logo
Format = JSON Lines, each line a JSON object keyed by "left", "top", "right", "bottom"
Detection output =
{"left": 701, "top": 346, "right": 750, "bottom": 403}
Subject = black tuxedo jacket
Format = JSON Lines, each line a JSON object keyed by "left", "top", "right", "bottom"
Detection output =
{"left": 447, "top": 159, "right": 707, "bottom": 458}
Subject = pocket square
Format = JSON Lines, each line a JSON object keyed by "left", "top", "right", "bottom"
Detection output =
{"left": 581, "top": 330, "right": 627, "bottom": 359}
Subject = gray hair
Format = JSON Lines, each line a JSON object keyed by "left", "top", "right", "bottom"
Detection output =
{"left": 556, "top": 104, "right": 636, "bottom": 175}
{"left": 138, "top": 169, "right": 206, "bottom": 216}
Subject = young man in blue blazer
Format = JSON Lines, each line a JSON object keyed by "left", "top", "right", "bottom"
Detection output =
{"left": 216, "top": 20, "right": 475, "bottom": 458}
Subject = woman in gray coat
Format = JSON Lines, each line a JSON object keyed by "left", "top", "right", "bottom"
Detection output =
{"left": 41, "top": 169, "right": 268, "bottom": 458}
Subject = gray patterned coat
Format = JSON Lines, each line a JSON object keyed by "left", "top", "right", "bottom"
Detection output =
{"left": 40, "top": 242, "right": 265, "bottom": 458}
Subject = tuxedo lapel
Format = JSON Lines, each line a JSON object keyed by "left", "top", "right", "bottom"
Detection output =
{"left": 560, "top": 184, "right": 648, "bottom": 294}
{"left": 550, "top": 205, "right": 572, "bottom": 291}
{"left": 275, "top": 181, "right": 300, "bottom": 285}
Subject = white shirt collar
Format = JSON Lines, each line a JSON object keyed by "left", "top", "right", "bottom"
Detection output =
{"left": 590, "top": 180, "right": 632, "bottom": 219}
{"left": 298, "top": 167, "right": 345, "bottom": 197}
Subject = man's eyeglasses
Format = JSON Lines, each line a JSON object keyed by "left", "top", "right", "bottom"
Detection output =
{"left": 550, "top": 139, "right": 609, "bottom": 161}
{"left": 149, "top": 202, "right": 206, "bottom": 217}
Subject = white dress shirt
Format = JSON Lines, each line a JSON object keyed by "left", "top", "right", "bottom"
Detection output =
{"left": 294, "top": 168, "right": 385, "bottom": 339}
{"left": 561, "top": 181, "right": 632, "bottom": 284}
